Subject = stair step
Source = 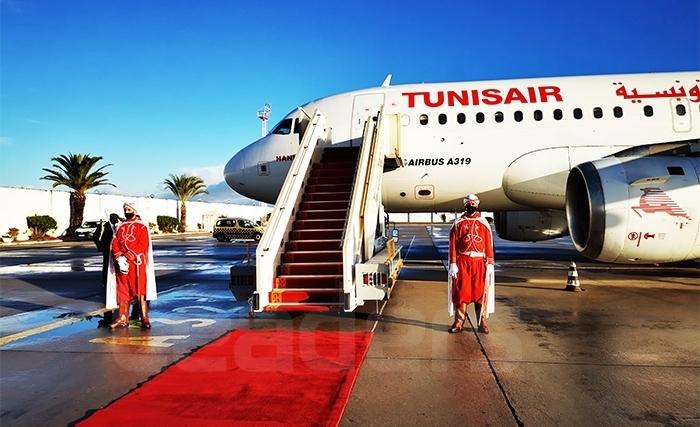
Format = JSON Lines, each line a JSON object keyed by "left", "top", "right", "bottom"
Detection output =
{"left": 302, "top": 191, "right": 351, "bottom": 202}
{"left": 300, "top": 200, "right": 349, "bottom": 210}
{"left": 269, "top": 288, "right": 344, "bottom": 303}
{"left": 279, "top": 262, "right": 343, "bottom": 275}
{"left": 322, "top": 147, "right": 360, "bottom": 160}
{"left": 310, "top": 168, "right": 354, "bottom": 178}
{"left": 275, "top": 274, "right": 344, "bottom": 288}
{"left": 283, "top": 250, "right": 342, "bottom": 263}
{"left": 263, "top": 302, "right": 344, "bottom": 313}
{"left": 293, "top": 219, "right": 346, "bottom": 230}
{"left": 290, "top": 229, "right": 343, "bottom": 240}
{"left": 307, "top": 176, "right": 354, "bottom": 186}
{"left": 296, "top": 209, "right": 347, "bottom": 220}
{"left": 313, "top": 161, "right": 357, "bottom": 171}
{"left": 305, "top": 183, "right": 352, "bottom": 193}
{"left": 285, "top": 239, "right": 342, "bottom": 251}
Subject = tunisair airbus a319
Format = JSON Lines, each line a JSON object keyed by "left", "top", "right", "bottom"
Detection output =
{"left": 224, "top": 72, "right": 700, "bottom": 264}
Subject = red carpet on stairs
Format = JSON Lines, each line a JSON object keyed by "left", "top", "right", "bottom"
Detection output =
{"left": 77, "top": 330, "right": 373, "bottom": 427}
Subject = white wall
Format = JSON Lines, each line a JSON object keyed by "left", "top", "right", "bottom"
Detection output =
{"left": 0, "top": 186, "right": 271, "bottom": 236}
{"left": 0, "top": 186, "right": 494, "bottom": 236}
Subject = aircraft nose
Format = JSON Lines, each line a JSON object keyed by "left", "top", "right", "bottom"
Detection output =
{"left": 224, "top": 146, "right": 250, "bottom": 195}
{"left": 223, "top": 135, "right": 284, "bottom": 204}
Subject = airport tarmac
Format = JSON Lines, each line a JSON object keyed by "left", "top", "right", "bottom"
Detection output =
{"left": 0, "top": 226, "right": 698, "bottom": 426}
{"left": 345, "top": 225, "right": 699, "bottom": 426}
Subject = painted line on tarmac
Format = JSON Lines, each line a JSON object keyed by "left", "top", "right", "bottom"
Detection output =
{"left": 152, "top": 318, "right": 216, "bottom": 328}
{"left": 0, "top": 308, "right": 107, "bottom": 346}
{"left": 90, "top": 335, "right": 190, "bottom": 348}
{"left": 401, "top": 235, "right": 417, "bottom": 260}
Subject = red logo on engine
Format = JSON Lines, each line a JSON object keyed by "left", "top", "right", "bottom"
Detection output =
{"left": 631, "top": 188, "right": 691, "bottom": 220}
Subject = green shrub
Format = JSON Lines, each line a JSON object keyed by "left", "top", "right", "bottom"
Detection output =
{"left": 8, "top": 228, "right": 19, "bottom": 237}
{"left": 177, "top": 223, "right": 186, "bottom": 233}
{"left": 26, "top": 215, "right": 57, "bottom": 239}
{"left": 157, "top": 215, "right": 180, "bottom": 233}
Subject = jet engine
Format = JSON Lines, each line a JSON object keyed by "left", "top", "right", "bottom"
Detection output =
{"left": 494, "top": 210, "right": 569, "bottom": 241}
{"left": 565, "top": 155, "right": 700, "bottom": 263}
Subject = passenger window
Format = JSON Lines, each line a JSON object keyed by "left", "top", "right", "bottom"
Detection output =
{"left": 553, "top": 109, "right": 563, "bottom": 120}
{"left": 644, "top": 105, "right": 654, "bottom": 117}
{"left": 476, "top": 112, "right": 485, "bottom": 123}
{"left": 438, "top": 113, "right": 447, "bottom": 125}
{"left": 676, "top": 104, "right": 686, "bottom": 116}
{"left": 271, "top": 118, "right": 293, "bottom": 135}
{"left": 613, "top": 106, "right": 623, "bottom": 118}
{"left": 534, "top": 110, "right": 543, "bottom": 121}
{"left": 495, "top": 111, "right": 504, "bottom": 123}
{"left": 514, "top": 111, "right": 523, "bottom": 122}
{"left": 593, "top": 107, "right": 603, "bottom": 119}
{"left": 573, "top": 108, "right": 583, "bottom": 119}
{"left": 419, "top": 114, "right": 429, "bottom": 125}
{"left": 457, "top": 113, "right": 466, "bottom": 124}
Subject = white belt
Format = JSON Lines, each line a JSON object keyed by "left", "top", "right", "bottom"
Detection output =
{"left": 460, "top": 251, "right": 485, "bottom": 258}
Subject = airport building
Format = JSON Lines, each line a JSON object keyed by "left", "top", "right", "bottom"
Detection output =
{"left": 0, "top": 186, "right": 272, "bottom": 238}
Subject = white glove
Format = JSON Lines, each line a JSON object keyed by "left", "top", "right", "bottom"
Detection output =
{"left": 117, "top": 256, "right": 129, "bottom": 274}
{"left": 449, "top": 263, "right": 459, "bottom": 279}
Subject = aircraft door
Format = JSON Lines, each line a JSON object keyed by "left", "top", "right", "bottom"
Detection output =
{"left": 670, "top": 98, "right": 691, "bottom": 133}
{"left": 351, "top": 93, "right": 385, "bottom": 146}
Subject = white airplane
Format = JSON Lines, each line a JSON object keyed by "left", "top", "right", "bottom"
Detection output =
{"left": 225, "top": 72, "right": 700, "bottom": 264}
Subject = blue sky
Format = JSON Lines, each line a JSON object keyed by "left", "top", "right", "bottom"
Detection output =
{"left": 1, "top": 0, "right": 698, "bottom": 202}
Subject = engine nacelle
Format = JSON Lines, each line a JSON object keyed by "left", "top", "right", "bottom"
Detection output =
{"left": 566, "top": 156, "right": 700, "bottom": 263}
{"left": 494, "top": 210, "right": 569, "bottom": 241}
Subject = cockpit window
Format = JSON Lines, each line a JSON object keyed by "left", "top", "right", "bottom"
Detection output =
{"left": 271, "top": 118, "right": 293, "bottom": 135}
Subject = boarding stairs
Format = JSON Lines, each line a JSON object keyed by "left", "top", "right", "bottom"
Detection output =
{"left": 252, "top": 107, "right": 403, "bottom": 313}
{"left": 269, "top": 146, "right": 358, "bottom": 312}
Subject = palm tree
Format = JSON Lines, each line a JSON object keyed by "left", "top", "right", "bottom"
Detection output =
{"left": 163, "top": 174, "right": 208, "bottom": 230}
{"left": 41, "top": 153, "right": 115, "bottom": 236}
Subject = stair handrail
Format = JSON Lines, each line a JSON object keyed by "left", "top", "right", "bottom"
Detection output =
{"left": 255, "top": 109, "right": 330, "bottom": 311}
{"left": 342, "top": 107, "right": 385, "bottom": 311}
{"left": 360, "top": 110, "right": 388, "bottom": 261}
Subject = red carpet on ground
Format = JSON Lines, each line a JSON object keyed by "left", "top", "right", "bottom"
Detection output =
{"left": 78, "top": 330, "right": 372, "bottom": 427}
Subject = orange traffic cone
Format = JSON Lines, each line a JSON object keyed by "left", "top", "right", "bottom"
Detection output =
{"left": 565, "top": 261, "right": 582, "bottom": 292}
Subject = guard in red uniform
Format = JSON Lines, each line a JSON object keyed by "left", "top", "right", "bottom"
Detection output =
{"left": 448, "top": 194, "right": 495, "bottom": 334}
{"left": 107, "top": 202, "right": 157, "bottom": 329}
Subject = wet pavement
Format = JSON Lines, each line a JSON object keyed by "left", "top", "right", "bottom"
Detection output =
{"left": 0, "top": 236, "right": 255, "bottom": 426}
{"left": 1, "top": 228, "right": 699, "bottom": 426}
{"left": 345, "top": 225, "right": 700, "bottom": 427}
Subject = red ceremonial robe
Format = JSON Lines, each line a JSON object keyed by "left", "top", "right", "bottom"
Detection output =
{"left": 111, "top": 219, "right": 151, "bottom": 304}
{"left": 449, "top": 211, "right": 494, "bottom": 306}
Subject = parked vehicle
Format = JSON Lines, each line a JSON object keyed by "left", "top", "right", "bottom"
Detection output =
{"left": 212, "top": 217, "right": 264, "bottom": 242}
{"left": 75, "top": 220, "right": 101, "bottom": 240}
